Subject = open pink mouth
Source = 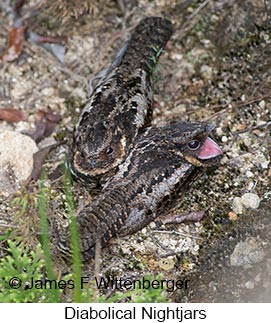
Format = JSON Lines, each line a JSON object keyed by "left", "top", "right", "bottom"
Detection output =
{"left": 198, "top": 137, "right": 223, "bottom": 160}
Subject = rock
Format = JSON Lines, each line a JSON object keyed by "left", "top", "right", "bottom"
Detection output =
{"left": 175, "top": 61, "right": 195, "bottom": 85}
{"left": 216, "top": 127, "right": 223, "bottom": 136}
{"left": 41, "top": 87, "right": 55, "bottom": 96}
{"left": 232, "top": 197, "right": 243, "bottom": 214}
{"left": 230, "top": 238, "right": 265, "bottom": 268}
{"left": 157, "top": 256, "right": 176, "bottom": 271}
{"left": 221, "top": 135, "right": 228, "bottom": 143}
{"left": 200, "top": 65, "right": 213, "bottom": 80}
{"left": 240, "top": 193, "right": 260, "bottom": 209}
{"left": 240, "top": 94, "right": 246, "bottom": 101}
{"left": 0, "top": 131, "right": 38, "bottom": 197}
{"left": 258, "top": 100, "right": 265, "bottom": 109}
{"left": 232, "top": 193, "right": 260, "bottom": 214}
{"left": 245, "top": 281, "right": 255, "bottom": 289}
{"left": 252, "top": 153, "right": 270, "bottom": 170}
{"left": 245, "top": 170, "right": 254, "bottom": 178}
{"left": 228, "top": 211, "right": 238, "bottom": 221}
{"left": 239, "top": 133, "right": 252, "bottom": 147}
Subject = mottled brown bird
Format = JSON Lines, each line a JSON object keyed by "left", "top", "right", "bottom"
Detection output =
{"left": 56, "top": 17, "right": 224, "bottom": 261}
{"left": 59, "top": 122, "right": 222, "bottom": 260}
{"left": 70, "top": 17, "right": 173, "bottom": 189}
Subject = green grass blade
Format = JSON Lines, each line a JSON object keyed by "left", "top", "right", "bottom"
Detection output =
{"left": 63, "top": 166, "right": 83, "bottom": 302}
{"left": 39, "top": 174, "right": 61, "bottom": 302}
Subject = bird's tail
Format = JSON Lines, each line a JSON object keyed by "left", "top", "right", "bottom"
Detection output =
{"left": 116, "top": 17, "right": 173, "bottom": 74}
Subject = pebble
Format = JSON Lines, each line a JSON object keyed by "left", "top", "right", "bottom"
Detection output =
{"left": 252, "top": 153, "right": 270, "bottom": 169}
{"left": 246, "top": 181, "right": 256, "bottom": 191}
{"left": 232, "top": 197, "right": 243, "bottom": 214}
{"left": 230, "top": 238, "right": 265, "bottom": 268}
{"left": 157, "top": 256, "right": 176, "bottom": 271}
{"left": 228, "top": 211, "right": 238, "bottom": 221}
{"left": 245, "top": 170, "right": 254, "bottom": 178}
{"left": 200, "top": 65, "right": 213, "bottom": 80}
{"left": 258, "top": 100, "right": 265, "bottom": 109}
{"left": 216, "top": 127, "right": 223, "bottom": 136}
{"left": 245, "top": 281, "right": 255, "bottom": 289}
{"left": 171, "top": 104, "right": 187, "bottom": 115}
{"left": 141, "top": 227, "right": 147, "bottom": 235}
{"left": 239, "top": 133, "right": 251, "bottom": 147}
{"left": 221, "top": 135, "right": 228, "bottom": 143}
{"left": 175, "top": 62, "right": 195, "bottom": 84}
{"left": 41, "top": 87, "right": 54, "bottom": 96}
{"left": 171, "top": 53, "right": 183, "bottom": 60}
{"left": 240, "top": 193, "right": 260, "bottom": 209}
{"left": 0, "top": 130, "right": 38, "bottom": 197}
{"left": 232, "top": 193, "right": 260, "bottom": 214}
{"left": 261, "top": 160, "right": 269, "bottom": 169}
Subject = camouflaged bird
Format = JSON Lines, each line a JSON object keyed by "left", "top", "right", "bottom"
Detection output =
{"left": 70, "top": 17, "right": 173, "bottom": 189}
{"left": 59, "top": 122, "right": 223, "bottom": 260}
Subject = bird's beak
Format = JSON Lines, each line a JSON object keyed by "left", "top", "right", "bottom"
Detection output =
{"left": 198, "top": 137, "right": 223, "bottom": 160}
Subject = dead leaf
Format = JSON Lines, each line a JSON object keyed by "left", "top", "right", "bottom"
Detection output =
{"left": 15, "top": 0, "right": 27, "bottom": 15}
{"left": 0, "top": 108, "right": 26, "bottom": 122}
{"left": 36, "top": 110, "right": 62, "bottom": 123}
{"left": 0, "top": 26, "right": 25, "bottom": 62}
{"left": 24, "top": 110, "right": 61, "bottom": 143}
{"left": 29, "top": 32, "right": 67, "bottom": 63}
{"left": 42, "top": 43, "right": 66, "bottom": 63}
{"left": 27, "top": 142, "right": 63, "bottom": 183}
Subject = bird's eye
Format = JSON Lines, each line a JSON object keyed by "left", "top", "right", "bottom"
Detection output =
{"left": 90, "top": 160, "right": 96, "bottom": 167}
{"left": 106, "top": 147, "right": 113, "bottom": 155}
{"left": 187, "top": 140, "right": 200, "bottom": 150}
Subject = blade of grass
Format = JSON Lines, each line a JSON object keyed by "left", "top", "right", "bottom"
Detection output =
{"left": 39, "top": 173, "right": 61, "bottom": 302}
{"left": 63, "top": 165, "right": 83, "bottom": 302}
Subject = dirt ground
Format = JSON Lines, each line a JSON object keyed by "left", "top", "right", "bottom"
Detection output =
{"left": 0, "top": 0, "right": 270, "bottom": 302}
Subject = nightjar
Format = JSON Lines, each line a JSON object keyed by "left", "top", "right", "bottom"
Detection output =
{"left": 70, "top": 17, "right": 173, "bottom": 189}
{"left": 59, "top": 122, "right": 222, "bottom": 260}
{"left": 57, "top": 17, "right": 223, "bottom": 261}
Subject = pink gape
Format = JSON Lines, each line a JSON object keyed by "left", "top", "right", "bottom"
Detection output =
{"left": 198, "top": 137, "right": 223, "bottom": 160}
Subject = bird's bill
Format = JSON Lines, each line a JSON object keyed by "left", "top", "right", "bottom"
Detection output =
{"left": 198, "top": 137, "right": 223, "bottom": 160}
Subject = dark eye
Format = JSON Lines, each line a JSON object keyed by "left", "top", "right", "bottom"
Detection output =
{"left": 106, "top": 147, "right": 113, "bottom": 155}
{"left": 187, "top": 140, "right": 200, "bottom": 150}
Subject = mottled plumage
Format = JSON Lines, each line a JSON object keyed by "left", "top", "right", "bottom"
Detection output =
{"left": 59, "top": 123, "right": 222, "bottom": 260}
{"left": 56, "top": 17, "right": 224, "bottom": 261}
{"left": 70, "top": 17, "right": 173, "bottom": 188}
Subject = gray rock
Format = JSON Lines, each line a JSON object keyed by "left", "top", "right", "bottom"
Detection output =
{"left": 0, "top": 131, "right": 38, "bottom": 197}
{"left": 230, "top": 238, "right": 265, "bottom": 268}
{"left": 232, "top": 197, "right": 243, "bottom": 214}
{"left": 240, "top": 193, "right": 260, "bottom": 209}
